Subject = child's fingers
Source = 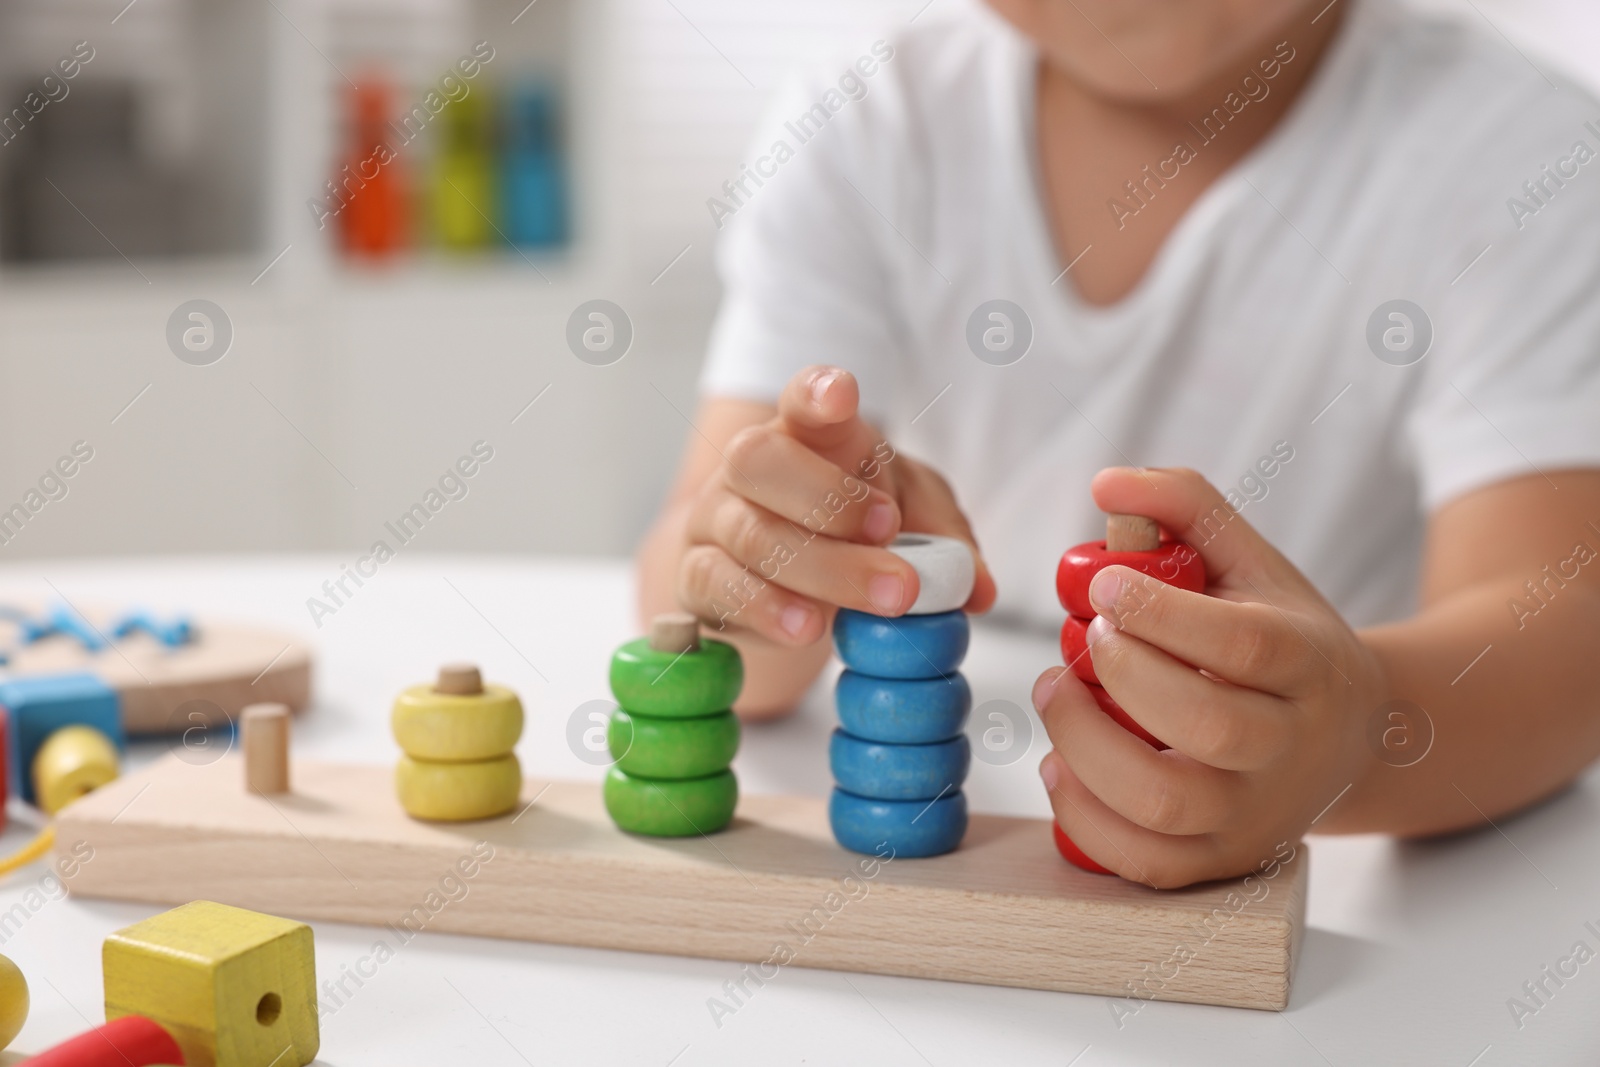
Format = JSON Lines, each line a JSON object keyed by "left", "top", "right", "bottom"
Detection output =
{"left": 1088, "top": 467, "right": 1300, "bottom": 592}
{"left": 677, "top": 543, "right": 827, "bottom": 645}
{"left": 1087, "top": 565, "right": 1324, "bottom": 699}
{"left": 1035, "top": 670, "right": 1238, "bottom": 835}
{"left": 1038, "top": 749, "right": 1222, "bottom": 890}
{"left": 776, "top": 365, "right": 871, "bottom": 455}
{"left": 722, "top": 424, "right": 900, "bottom": 545}
{"left": 895, "top": 459, "right": 999, "bottom": 614}
{"left": 685, "top": 489, "right": 917, "bottom": 616}
{"left": 1085, "top": 617, "right": 1293, "bottom": 771}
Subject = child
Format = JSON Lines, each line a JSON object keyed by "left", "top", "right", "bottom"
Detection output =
{"left": 637, "top": 0, "right": 1600, "bottom": 887}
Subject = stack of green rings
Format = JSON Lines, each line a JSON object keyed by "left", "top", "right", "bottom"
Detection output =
{"left": 604, "top": 616, "right": 742, "bottom": 836}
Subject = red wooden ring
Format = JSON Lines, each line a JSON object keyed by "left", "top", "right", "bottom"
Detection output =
{"left": 1059, "top": 616, "right": 1097, "bottom": 686}
{"left": 1055, "top": 539, "right": 1204, "bottom": 618}
{"left": 1089, "top": 684, "right": 1167, "bottom": 750}
{"left": 1052, "top": 820, "right": 1113, "bottom": 875}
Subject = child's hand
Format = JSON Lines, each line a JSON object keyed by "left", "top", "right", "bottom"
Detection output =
{"left": 1034, "top": 467, "right": 1385, "bottom": 887}
{"left": 677, "top": 366, "right": 995, "bottom": 645}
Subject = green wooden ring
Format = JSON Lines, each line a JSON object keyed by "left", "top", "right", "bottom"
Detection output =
{"left": 608, "top": 637, "right": 742, "bottom": 718}
{"left": 603, "top": 767, "right": 738, "bottom": 836}
{"left": 608, "top": 709, "right": 739, "bottom": 779}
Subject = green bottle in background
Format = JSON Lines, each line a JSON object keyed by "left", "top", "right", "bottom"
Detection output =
{"left": 428, "top": 88, "right": 495, "bottom": 250}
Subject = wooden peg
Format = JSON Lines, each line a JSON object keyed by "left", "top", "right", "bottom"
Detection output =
{"left": 435, "top": 663, "right": 483, "bottom": 696}
{"left": 241, "top": 703, "right": 291, "bottom": 795}
{"left": 649, "top": 612, "right": 700, "bottom": 654}
{"left": 1105, "top": 514, "right": 1160, "bottom": 553}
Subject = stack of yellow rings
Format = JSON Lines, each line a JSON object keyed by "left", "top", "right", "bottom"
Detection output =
{"left": 392, "top": 664, "right": 524, "bottom": 821}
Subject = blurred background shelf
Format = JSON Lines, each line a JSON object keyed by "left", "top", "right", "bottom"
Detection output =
{"left": 0, "top": 0, "right": 1595, "bottom": 563}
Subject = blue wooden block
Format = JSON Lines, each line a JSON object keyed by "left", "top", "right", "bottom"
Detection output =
{"left": 0, "top": 673, "right": 124, "bottom": 803}
{"left": 832, "top": 609, "right": 969, "bottom": 680}
{"left": 835, "top": 670, "right": 970, "bottom": 744}
{"left": 829, "top": 728, "right": 969, "bottom": 802}
{"left": 829, "top": 787, "right": 967, "bottom": 858}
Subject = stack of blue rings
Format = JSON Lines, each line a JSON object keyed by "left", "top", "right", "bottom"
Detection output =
{"left": 828, "top": 534, "right": 976, "bottom": 858}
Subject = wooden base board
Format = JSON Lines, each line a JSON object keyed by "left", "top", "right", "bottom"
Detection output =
{"left": 57, "top": 755, "right": 1307, "bottom": 1010}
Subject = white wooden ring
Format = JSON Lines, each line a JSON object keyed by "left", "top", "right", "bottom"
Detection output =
{"left": 889, "top": 534, "right": 976, "bottom": 615}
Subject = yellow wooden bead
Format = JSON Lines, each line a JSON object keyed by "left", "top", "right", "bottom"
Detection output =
{"left": 0, "top": 951, "right": 27, "bottom": 1051}
{"left": 103, "top": 900, "right": 319, "bottom": 1067}
{"left": 32, "top": 724, "right": 119, "bottom": 815}
{"left": 395, "top": 753, "right": 521, "bottom": 821}
{"left": 390, "top": 683, "right": 523, "bottom": 762}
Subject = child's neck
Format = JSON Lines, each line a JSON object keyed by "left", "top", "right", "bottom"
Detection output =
{"left": 1035, "top": 7, "right": 1347, "bottom": 307}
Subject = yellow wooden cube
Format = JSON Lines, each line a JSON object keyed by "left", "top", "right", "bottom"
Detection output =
{"left": 103, "top": 900, "right": 318, "bottom": 1067}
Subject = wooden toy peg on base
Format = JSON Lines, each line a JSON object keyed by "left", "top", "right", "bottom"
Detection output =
{"left": 1105, "top": 513, "right": 1160, "bottom": 552}
{"left": 648, "top": 612, "right": 700, "bottom": 654}
{"left": 241, "top": 703, "right": 291, "bottom": 795}
{"left": 434, "top": 662, "right": 483, "bottom": 696}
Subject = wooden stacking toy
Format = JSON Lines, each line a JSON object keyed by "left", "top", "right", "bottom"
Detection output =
{"left": 830, "top": 534, "right": 975, "bottom": 858}
{"left": 392, "top": 664, "right": 524, "bottom": 821}
{"left": 603, "top": 613, "right": 742, "bottom": 836}
{"left": 1053, "top": 514, "right": 1205, "bottom": 874}
{"left": 103, "top": 900, "right": 316, "bottom": 1067}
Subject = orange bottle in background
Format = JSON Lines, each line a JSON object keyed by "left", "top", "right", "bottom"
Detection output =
{"left": 336, "top": 79, "right": 408, "bottom": 258}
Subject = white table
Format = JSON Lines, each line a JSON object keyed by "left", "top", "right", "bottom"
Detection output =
{"left": 1, "top": 555, "right": 1595, "bottom": 1065}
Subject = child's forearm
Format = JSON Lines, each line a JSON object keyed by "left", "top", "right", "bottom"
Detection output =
{"left": 636, "top": 497, "right": 832, "bottom": 719}
{"left": 1332, "top": 576, "right": 1600, "bottom": 836}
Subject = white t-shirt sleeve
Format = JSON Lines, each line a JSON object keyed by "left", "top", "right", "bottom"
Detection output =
{"left": 699, "top": 75, "right": 906, "bottom": 422}
{"left": 1407, "top": 169, "right": 1600, "bottom": 511}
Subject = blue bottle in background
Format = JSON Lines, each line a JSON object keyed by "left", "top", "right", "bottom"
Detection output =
{"left": 500, "top": 84, "right": 567, "bottom": 248}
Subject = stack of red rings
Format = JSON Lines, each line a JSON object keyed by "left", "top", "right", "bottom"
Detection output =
{"left": 1052, "top": 513, "right": 1204, "bottom": 874}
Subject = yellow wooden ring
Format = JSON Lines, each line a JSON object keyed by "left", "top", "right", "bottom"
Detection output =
{"left": 395, "top": 753, "right": 521, "bottom": 821}
{"left": 0, "top": 951, "right": 26, "bottom": 1051}
{"left": 391, "top": 683, "right": 523, "bottom": 762}
{"left": 32, "top": 724, "right": 119, "bottom": 815}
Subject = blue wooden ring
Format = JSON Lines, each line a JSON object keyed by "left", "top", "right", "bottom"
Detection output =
{"left": 835, "top": 670, "right": 970, "bottom": 744}
{"left": 828, "top": 788, "right": 967, "bottom": 858}
{"left": 832, "top": 609, "right": 969, "bottom": 680}
{"left": 829, "top": 729, "right": 970, "bottom": 801}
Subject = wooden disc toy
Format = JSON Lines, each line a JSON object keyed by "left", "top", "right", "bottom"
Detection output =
{"left": 391, "top": 664, "right": 524, "bottom": 822}
{"left": 887, "top": 534, "right": 976, "bottom": 614}
{"left": 0, "top": 600, "right": 311, "bottom": 735}
{"left": 830, "top": 534, "right": 976, "bottom": 858}
{"left": 604, "top": 615, "right": 743, "bottom": 836}
{"left": 1054, "top": 522, "right": 1204, "bottom": 619}
{"left": 1054, "top": 514, "right": 1203, "bottom": 873}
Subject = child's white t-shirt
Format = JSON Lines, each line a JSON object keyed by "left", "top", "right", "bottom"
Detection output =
{"left": 700, "top": 0, "right": 1600, "bottom": 630}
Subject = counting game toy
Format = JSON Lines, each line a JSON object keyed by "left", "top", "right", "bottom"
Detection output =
{"left": 603, "top": 614, "right": 742, "bottom": 836}
{"left": 0, "top": 601, "right": 311, "bottom": 735}
{"left": 45, "top": 591, "right": 1306, "bottom": 1012}
{"left": 1054, "top": 514, "right": 1205, "bottom": 873}
{"left": 829, "top": 534, "right": 976, "bottom": 857}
